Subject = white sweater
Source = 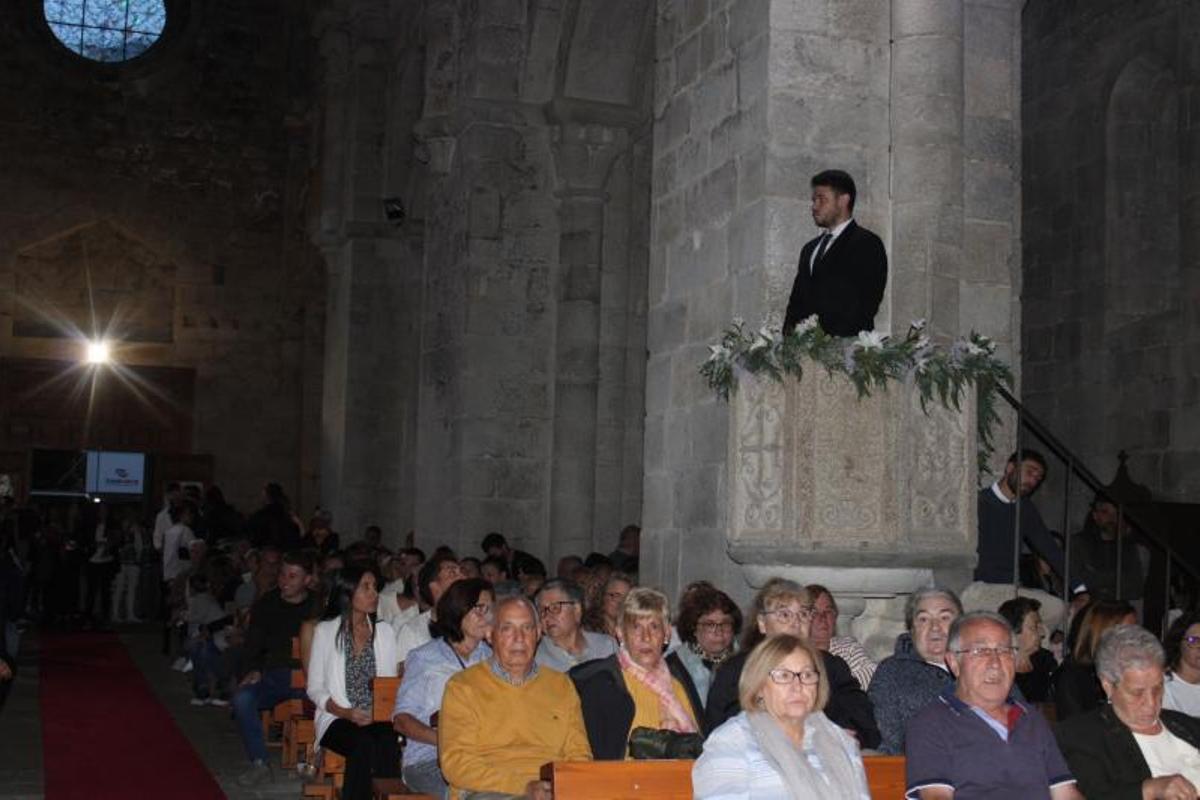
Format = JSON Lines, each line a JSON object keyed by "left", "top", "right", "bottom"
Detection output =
{"left": 306, "top": 617, "right": 398, "bottom": 746}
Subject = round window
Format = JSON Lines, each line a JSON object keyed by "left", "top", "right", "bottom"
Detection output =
{"left": 44, "top": 0, "right": 167, "bottom": 63}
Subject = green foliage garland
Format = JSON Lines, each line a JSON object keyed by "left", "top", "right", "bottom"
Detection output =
{"left": 699, "top": 317, "right": 1013, "bottom": 471}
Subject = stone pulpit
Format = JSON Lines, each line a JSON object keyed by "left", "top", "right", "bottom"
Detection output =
{"left": 727, "top": 371, "right": 979, "bottom": 658}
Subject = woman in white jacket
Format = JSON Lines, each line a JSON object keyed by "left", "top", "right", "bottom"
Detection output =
{"left": 307, "top": 565, "right": 399, "bottom": 800}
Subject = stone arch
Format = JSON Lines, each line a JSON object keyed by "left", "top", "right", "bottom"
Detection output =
{"left": 1104, "top": 55, "right": 1180, "bottom": 331}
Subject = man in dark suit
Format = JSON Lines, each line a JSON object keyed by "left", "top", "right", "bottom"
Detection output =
{"left": 783, "top": 170, "right": 888, "bottom": 337}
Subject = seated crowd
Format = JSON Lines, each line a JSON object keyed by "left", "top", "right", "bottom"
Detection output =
{"left": 97, "top": 478, "right": 1200, "bottom": 800}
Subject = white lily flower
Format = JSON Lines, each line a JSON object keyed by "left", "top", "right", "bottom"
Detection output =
{"left": 795, "top": 315, "right": 820, "bottom": 334}
{"left": 707, "top": 344, "right": 730, "bottom": 360}
{"left": 749, "top": 334, "right": 771, "bottom": 352}
{"left": 854, "top": 330, "right": 888, "bottom": 350}
{"left": 910, "top": 318, "right": 928, "bottom": 331}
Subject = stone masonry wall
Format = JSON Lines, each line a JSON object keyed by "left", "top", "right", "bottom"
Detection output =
{"left": 313, "top": 0, "right": 653, "bottom": 557}
{"left": 0, "top": 2, "right": 326, "bottom": 513}
{"left": 1022, "top": 0, "right": 1200, "bottom": 504}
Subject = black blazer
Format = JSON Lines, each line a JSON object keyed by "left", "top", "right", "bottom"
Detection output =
{"left": 568, "top": 654, "right": 707, "bottom": 761}
{"left": 783, "top": 220, "right": 888, "bottom": 337}
{"left": 1055, "top": 704, "right": 1200, "bottom": 800}
{"left": 704, "top": 648, "right": 881, "bottom": 749}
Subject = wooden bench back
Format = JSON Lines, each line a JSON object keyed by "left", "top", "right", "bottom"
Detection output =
{"left": 539, "top": 755, "right": 907, "bottom": 799}
{"left": 540, "top": 760, "right": 692, "bottom": 799}
{"left": 373, "top": 676, "right": 401, "bottom": 722}
{"left": 866, "top": 754, "right": 906, "bottom": 799}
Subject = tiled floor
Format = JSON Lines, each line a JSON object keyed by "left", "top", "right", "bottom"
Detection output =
{"left": 0, "top": 626, "right": 306, "bottom": 800}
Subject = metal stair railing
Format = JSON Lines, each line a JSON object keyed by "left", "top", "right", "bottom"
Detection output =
{"left": 995, "top": 385, "right": 1196, "bottom": 638}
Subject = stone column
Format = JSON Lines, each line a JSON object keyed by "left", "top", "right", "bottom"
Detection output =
{"left": 890, "top": 0, "right": 965, "bottom": 340}
{"left": 645, "top": 0, "right": 1019, "bottom": 613}
{"left": 315, "top": 6, "right": 416, "bottom": 544}
{"left": 550, "top": 123, "right": 626, "bottom": 561}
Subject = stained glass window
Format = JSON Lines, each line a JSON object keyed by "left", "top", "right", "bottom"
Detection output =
{"left": 44, "top": 0, "right": 167, "bottom": 63}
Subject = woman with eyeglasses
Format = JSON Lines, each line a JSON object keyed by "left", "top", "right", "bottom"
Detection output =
{"left": 706, "top": 578, "right": 881, "bottom": 749}
{"left": 693, "top": 634, "right": 871, "bottom": 799}
{"left": 391, "top": 577, "right": 494, "bottom": 796}
{"left": 1163, "top": 612, "right": 1200, "bottom": 717}
{"left": 306, "top": 566, "right": 400, "bottom": 800}
{"left": 667, "top": 583, "right": 742, "bottom": 710}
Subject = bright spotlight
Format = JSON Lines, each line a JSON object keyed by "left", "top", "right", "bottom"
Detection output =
{"left": 86, "top": 341, "right": 110, "bottom": 364}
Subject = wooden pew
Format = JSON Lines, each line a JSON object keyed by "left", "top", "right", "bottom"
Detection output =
{"left": 304, "top": 676, "right": 404, "bottom": 797}
{"left": 540, "top": 760, "right": 692, "bottom": 799}
{"left": 539, "top": 755, "right": 908, "bottom": 799}
{"left": 866, "top": 755, "right": 907, "bottom": 799}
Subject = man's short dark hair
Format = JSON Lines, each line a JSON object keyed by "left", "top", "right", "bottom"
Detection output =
{"left": 1006, "top": 449, "right": 1048, "bottom": 472}
{"left": 514, "top": 554, "right": 546, "bottom": 579}
{"left": 536, "top": 578, "right": 585, "bottom": 605}
{"left": 583, "top": 552, "right": 612, "bottom": 569}
{"left": 481, "top": 556, "right": 509, "bottom": 578}
{"left": 811, "top": 169, "right": 857, "bottom": 211}
{"left": 480, "top": 532, "right": 507, "bottom": 553}
{"left": 997, "top": 596, "right": 1042, "bottom": 634}
{"left": 282, "top": 549, "right": 315, "bottom": 575}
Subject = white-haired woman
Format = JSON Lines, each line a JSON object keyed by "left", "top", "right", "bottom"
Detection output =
{"left": 1056, "top": 624, "right": 1200, "bottom": 800}
{"left": 693, "top": 634, "right": 870, "bottom": 799}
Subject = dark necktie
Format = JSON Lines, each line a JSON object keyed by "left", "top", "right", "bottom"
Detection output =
{"left": 811, "top": 233, "right": 832, "bottom": 273}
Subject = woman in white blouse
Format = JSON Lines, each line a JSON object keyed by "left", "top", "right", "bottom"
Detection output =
{"left": 693, "top": 634, "right": 870, "bottom": 800}
{"left": 307, "top": 566, "right": 399, "bottom": 800}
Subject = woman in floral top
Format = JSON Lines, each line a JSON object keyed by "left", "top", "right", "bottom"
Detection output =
{"left": 307, "top": 566, "right": 399, "bottom": 800}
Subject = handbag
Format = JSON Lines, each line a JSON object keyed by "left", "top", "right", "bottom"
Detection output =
{"left": 627, "top": 726, "right": 703, "bottom": 759}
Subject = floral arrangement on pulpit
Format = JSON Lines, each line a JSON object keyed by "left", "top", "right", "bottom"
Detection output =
{"left": 700, "top": 316, "right": 1013, "bottom": 469}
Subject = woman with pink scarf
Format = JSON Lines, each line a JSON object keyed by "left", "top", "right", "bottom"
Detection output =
{"left": 569, "top": 587, "right": 705, "bottom": 759}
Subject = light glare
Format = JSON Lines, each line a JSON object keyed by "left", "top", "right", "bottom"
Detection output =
{"left": 86, "top": 341, "right": 110, "bottom": 364}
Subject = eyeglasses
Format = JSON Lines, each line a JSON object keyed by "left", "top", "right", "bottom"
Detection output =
{"left": 768, "top": 667, "right": 821, "bottom": 686}
{"left": 539, "top": 600, "right": 578, "bottom": 617}
{"left": 953, "top": 645, "right": 1019, "bottom": 660}
{"left": 763, "top": 606, "right": 813, "bottom": 624}
{"left": 697, "top": 621, "right": 734, "bottom": 633}
{"left": 1184, "top": 635, "right": 1200, "bottom": 649}
{"left": 469, "top": 603, "right": 494, "bottom": 618}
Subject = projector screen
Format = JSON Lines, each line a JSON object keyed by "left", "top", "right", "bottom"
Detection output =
{"left": 85, "top": 451, "right": 146, "bottom": 495}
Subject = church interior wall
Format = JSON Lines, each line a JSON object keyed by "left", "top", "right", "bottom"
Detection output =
{"left": 1022, "top": 0, "right": 1200, "bottom": 508}
{"left": 0, "top": 1, "right": 326, "bottom": 514}
{"left": 312, "top": 0, "right": 653, "bottom": 555}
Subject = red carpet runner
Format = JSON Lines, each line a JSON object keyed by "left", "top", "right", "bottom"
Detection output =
{"left": 39, "top": 631, "right": 226, "bottom": 799}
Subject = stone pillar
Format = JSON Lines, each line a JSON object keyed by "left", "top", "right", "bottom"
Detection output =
{"left": 891, "top": 0, "right": 965, "bottom": 341}
{"left": 645, "top": 0, "right": 1020, "bottom": 609}
{"left": 550, "top": 123, "right": 628, "bottom": 561}
{"left": 315, "top": 4, "right": 417, "bottom": 545}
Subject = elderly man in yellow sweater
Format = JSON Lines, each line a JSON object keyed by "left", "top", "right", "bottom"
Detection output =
{"left": 439, "top": 593, "right": 592, "bottom": 799}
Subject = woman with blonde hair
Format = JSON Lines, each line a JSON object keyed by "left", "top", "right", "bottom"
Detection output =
{"left": 570, "top": 586, "right": 704, "bottom": 759}
{"left": 706, "top": 578, "right": 880, "bottom": 748}
{"left": 693, "top": 634, "right": 870, "bottom": 799}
